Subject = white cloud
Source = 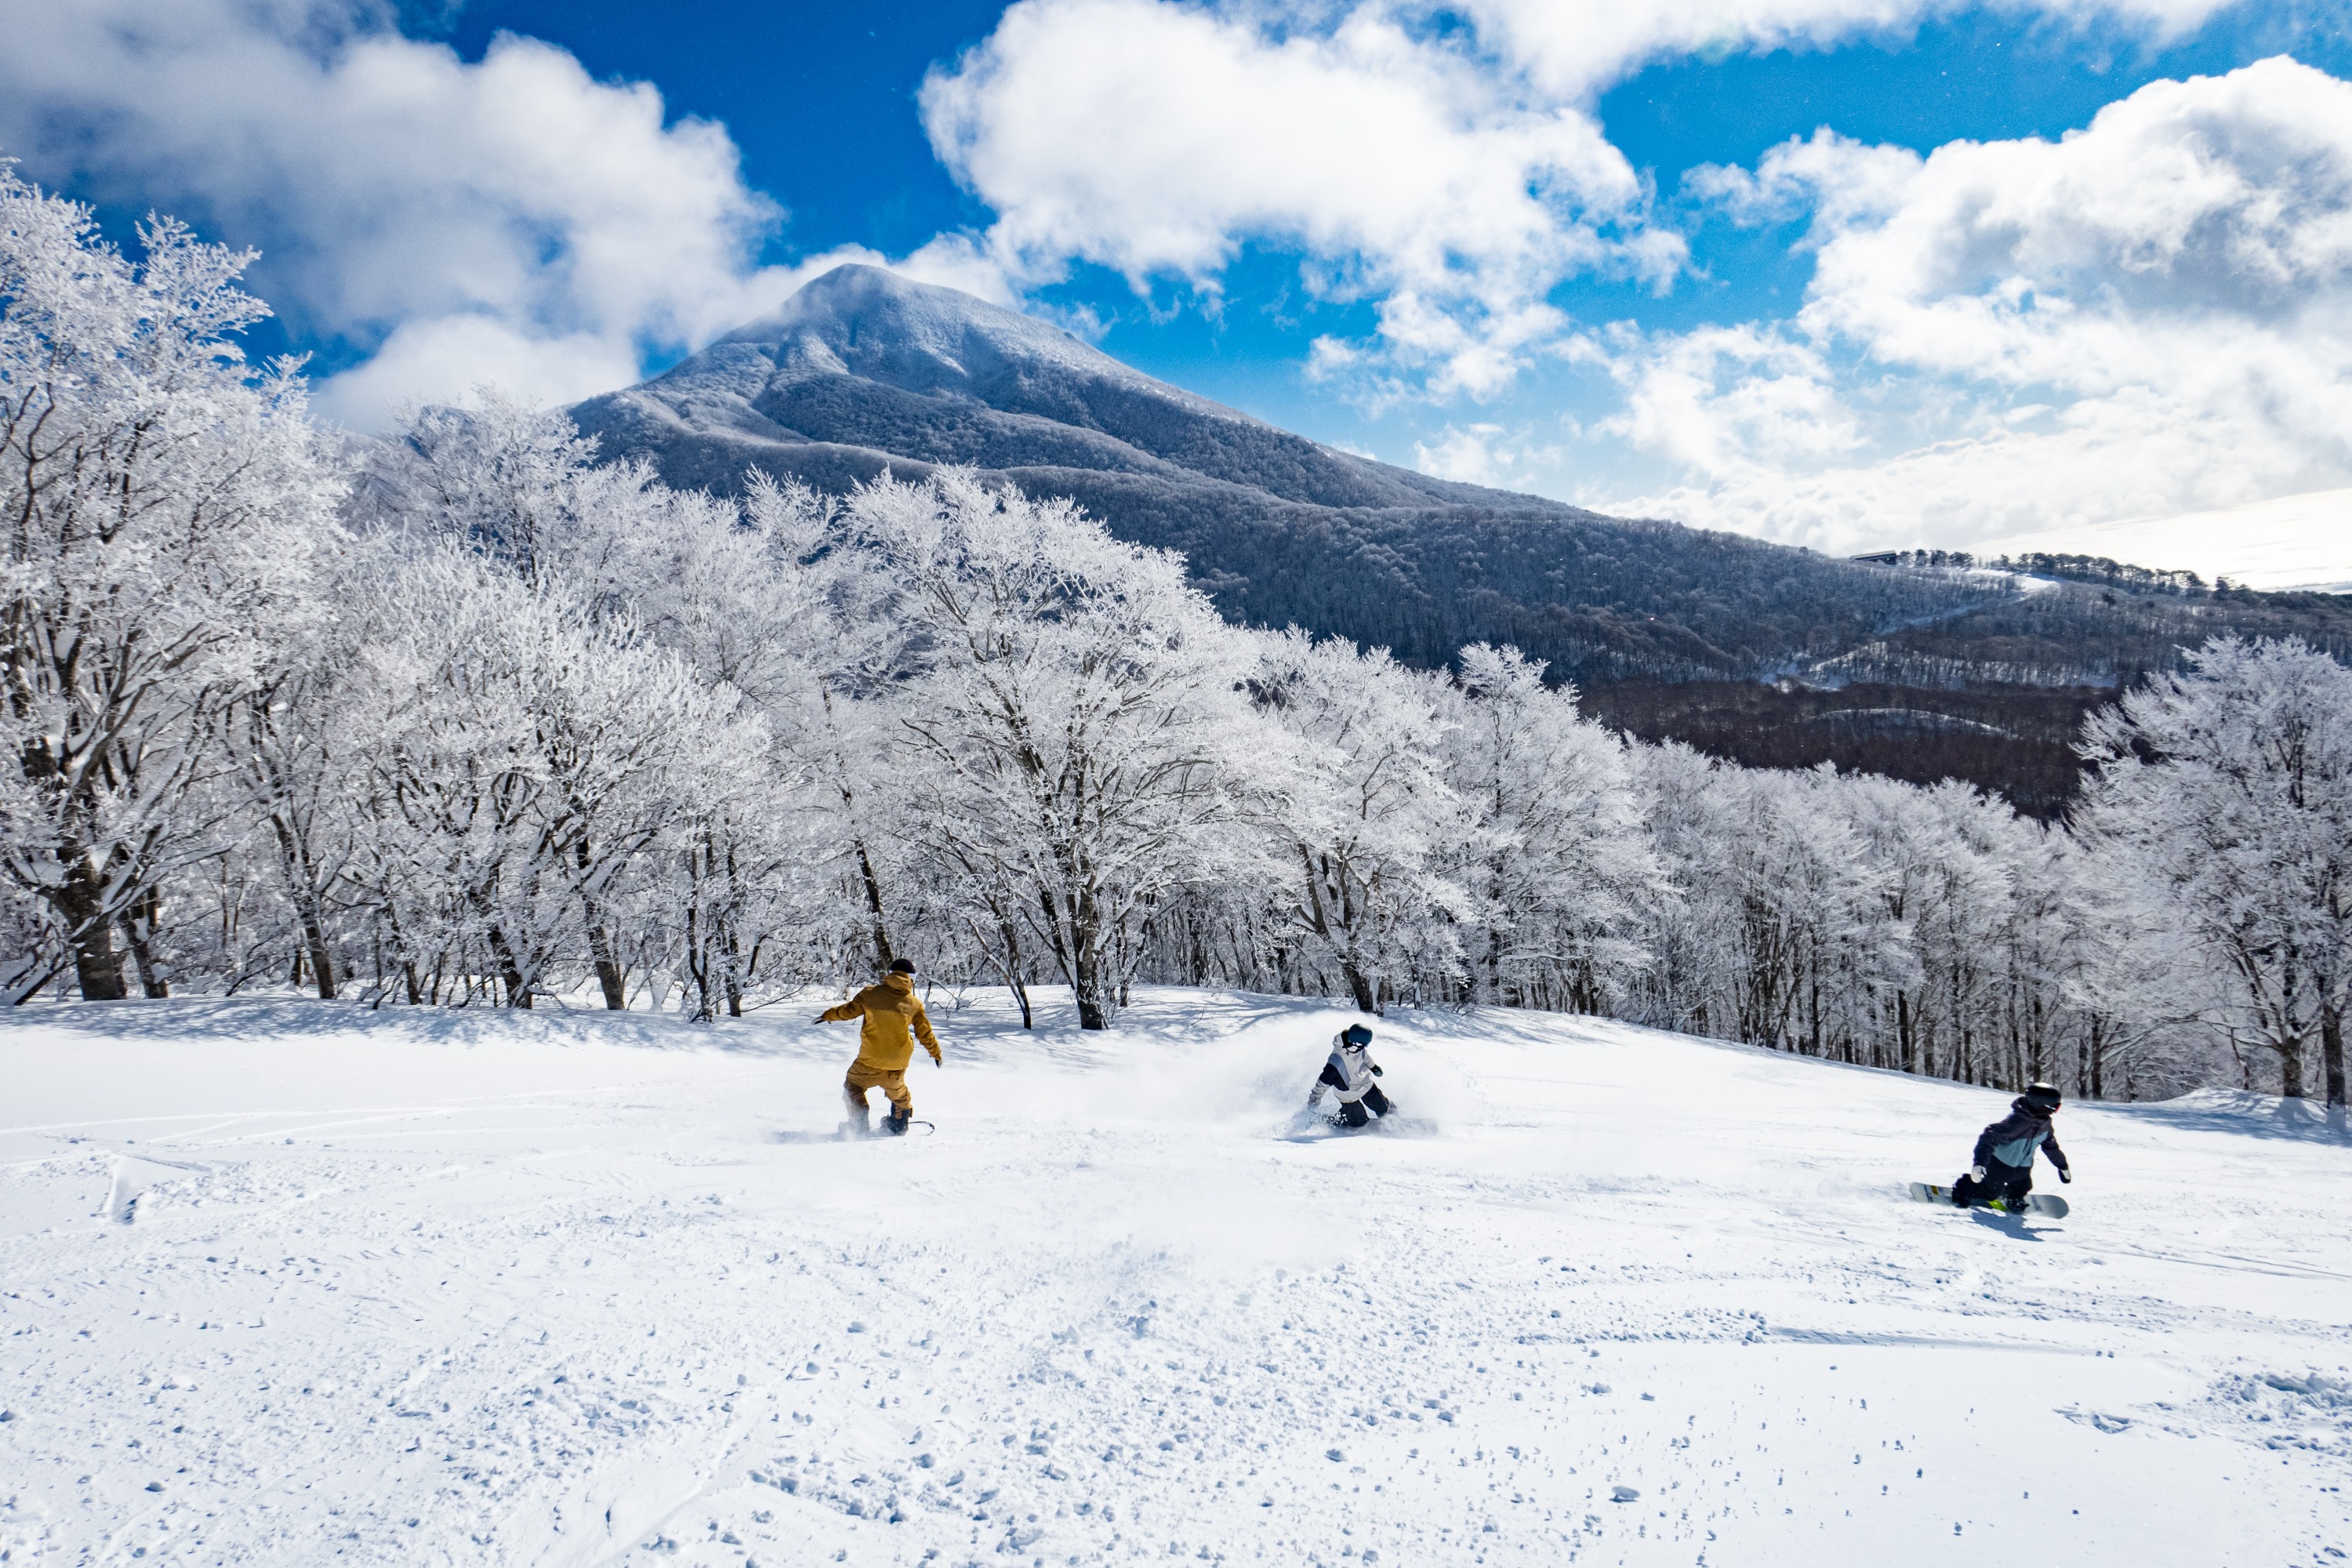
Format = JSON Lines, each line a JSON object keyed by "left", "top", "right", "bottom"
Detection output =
{"left": 1458, "top": 0, "right": 2230, "bottom": 98}
{"left": 0, "top": 0, "right": 1014, "bottom": 427}
{"left": 921, "top": 0, "right": 1672, "bottom": 401}
{"left": 2, "top": 0, "right": 2313, "bottom": 550}
{"left": 920, "top": 0, "right": 2228, "bottom": 404}
{"left": 1412, "top": 421, "right": 1563, "bottom": 487}
{"left": 1600, "top": 56, "right": 2352, "bottom": 553}
{"left": 1594, "top": 323, "right": 1864, "bottom": 475}
{"left": 316, "top": 317, "right": 644, "bottom": 421}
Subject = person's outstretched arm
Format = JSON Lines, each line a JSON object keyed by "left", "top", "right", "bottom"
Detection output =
{"left": 818, "top": 990, "right": 866, "bottom": 1024}
{"left": 2042, "top": 1126, "right": 2071, "bottom": 1180}
{"left": 913, "top": 1000, "right": 942, "bottom": 1064}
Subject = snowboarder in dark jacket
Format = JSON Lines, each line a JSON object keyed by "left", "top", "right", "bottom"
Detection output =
{"left": 1307, "top": 1023, "right": 1393, "bottom": 1127}
{"left": 1951, "top": 1081, "right": 2071, "bottom": 1209}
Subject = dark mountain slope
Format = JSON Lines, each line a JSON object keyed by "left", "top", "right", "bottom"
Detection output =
{"left": 572, "top": 264, "right": 1962, "bottom": 681}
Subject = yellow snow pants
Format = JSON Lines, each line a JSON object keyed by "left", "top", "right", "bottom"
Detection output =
{"left": 844, "top": 1061, "right": 913, "bottom": 1116}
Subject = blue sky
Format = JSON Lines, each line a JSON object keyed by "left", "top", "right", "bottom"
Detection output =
{"left": 8, "top": 0, "right": 2352, "bottom": 553}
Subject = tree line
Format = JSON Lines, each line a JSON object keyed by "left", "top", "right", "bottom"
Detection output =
{"left": 6, "top": 173, "right": 2348, "bottom": 1106}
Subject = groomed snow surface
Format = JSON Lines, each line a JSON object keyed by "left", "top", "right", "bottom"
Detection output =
{"left": 3, "top": 990, "right": 2348, "bottom": 1567}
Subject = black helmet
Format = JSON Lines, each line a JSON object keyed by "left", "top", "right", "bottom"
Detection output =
{"left": 2021, "top": 1081, "right": 2062, "bottom": 1113}
{"left": 1341, "top": 1024, "right": 1374, "bottom": 1048}
{"left": 888, "top": 957, "right": 916, "bottom": 975}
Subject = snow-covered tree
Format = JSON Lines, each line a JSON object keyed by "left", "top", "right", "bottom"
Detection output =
{"left": 1256, "top": 629, "right": 1461, "bottom": 1012}
{"left": 2078, "top": 637, "right": 2352, "bottom": 1104}
{"left": 9, "top": 181, "right": 2347, "bottom": 1113}
{"left": 858, "top": 471, "right": 1269, "bottom": 1029}
{"left": 0, "top": 170, "right": 339, "bottom": 1000}
{"left": 1443, "top": 644, "right": 1659, "bottom": 1014}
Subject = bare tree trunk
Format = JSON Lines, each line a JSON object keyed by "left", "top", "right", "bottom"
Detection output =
{"left": 999, "top": 914, "right": 1032, "bottom": 1029}
{"left": 301, "top": 914, "right": 335, "bottom": 999}
{"left": 1040, "top": 880, "right": 1110, "bottom": 1030}
{"left": 588, "top": 919, "right": 626, "bottom": 1011}
{"left": 855, "top": 840, "right": 894, "bottom": 970}
{"left": 2318, "top": 1006, "right": 2343, "bottom": 1109}
{"left": 685, "top": 896, "right": 719, "bottom": 1023}
{"left": 1072, "top": 944, "right": 1106, "bottom": 1029}
{"left": 267, "top": 815, "right": 337, "bottom": 999}
{"left": 485, "top": 924, "right": 531, "bottom": 1009}
{"left": 579, "top": 840, "right": 625, "bottom": 1010}
{"left": 54, "top": 858, "right": 128, "bottom": 1001}
{"left": 123, "top": 920, "right": 166, "bottom": 998}
{"left": 1298, "top": 846, "right": 1377, "bottom": 1014}
{"left": 122, "top": 885, "right": 168, "bottom": 998}
{"left": 723, "top": 924, "right": 744, "bottom": 1018}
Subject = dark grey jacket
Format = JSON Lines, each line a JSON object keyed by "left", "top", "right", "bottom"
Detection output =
{"left": 1974, "top": 1100, "right": 2068, "bottom": 1173}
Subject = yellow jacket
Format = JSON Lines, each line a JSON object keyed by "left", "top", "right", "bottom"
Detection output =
{"left": 822, "top": 972, "right": 941, "bottom": 1072}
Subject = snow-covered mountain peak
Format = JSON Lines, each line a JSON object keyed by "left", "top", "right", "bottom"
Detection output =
{"left": 702, "top": 263, "right": 1247, "bottom": 420}
{"left": 572, "top": 257, "right": 1526, "bottom": 528}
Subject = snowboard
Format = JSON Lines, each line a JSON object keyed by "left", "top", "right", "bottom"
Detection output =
{"left": 1909, "top": 1181, "right": 2067, "bottom": 1218}
{"left": 838, "top": 1119, "right": 935, "bottom": 1141}
{"left": 1283, "top": 1109, "right": 1437, "bottom": 1142}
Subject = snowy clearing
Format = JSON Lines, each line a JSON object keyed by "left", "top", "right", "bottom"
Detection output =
{"left": 1970, "top": 487, "right": 2352, "bottom": 594}
{"left": 2, "top": 989, "right": 2348, "bottom": 1567}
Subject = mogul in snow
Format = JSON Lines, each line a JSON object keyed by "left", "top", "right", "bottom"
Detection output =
{"left": 818, "top": 957, "right": 942, "bottom": 1136}
{"left": 1307, "top": 1022, "right": 1396, "bottom": 1127}
{"left": 1950, "top": 1081, "right": 2072, "bottom": 1210}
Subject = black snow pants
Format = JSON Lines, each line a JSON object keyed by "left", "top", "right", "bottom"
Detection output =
{"left": 1950, "top": 1156, "right": 2031, "bottom": 1208}
{"left": 1338, "top": 1084, "right": 1394, "bottom": 1128}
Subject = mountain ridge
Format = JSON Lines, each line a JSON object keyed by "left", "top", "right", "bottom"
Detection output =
{"left": 572, "top": 263, "right": 1957, "bottom": 685}
{"left": 579, "top": 263, "right": 1592, "bottom": 515}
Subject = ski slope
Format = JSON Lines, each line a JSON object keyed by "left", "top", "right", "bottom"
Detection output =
{"left": 2, "top": 989, "right": 2347, "bottom": 1567}
{"left": 1969, "top": 488, "right": 2352, "bottom": 594}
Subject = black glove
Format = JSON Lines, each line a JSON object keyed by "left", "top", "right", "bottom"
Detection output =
{"left": 2059, "top": 1167, "right": 2071, "bottom": 1184}
{"left": 1370, "top": 1065, "right": 1383, "bottom": 1076}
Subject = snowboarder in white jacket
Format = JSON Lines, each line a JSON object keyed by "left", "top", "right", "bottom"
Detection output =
{"left": 1307, "top": 1023, "right": 1394, "bottom": 1127}
{"left": 1951, "top": 1080, "right": 2071, "bottom": 1209}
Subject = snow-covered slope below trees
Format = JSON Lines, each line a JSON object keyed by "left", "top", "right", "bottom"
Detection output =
{"left": 4, "top": 990, "right": 2346, "bottom": 1566}
{"left": 1972, "top": 488, "right": 2352, "bottom": 594}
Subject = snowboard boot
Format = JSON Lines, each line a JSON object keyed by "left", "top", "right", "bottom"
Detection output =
{"left": 884, "top": 1107, "right": 912, "bottom": 1137}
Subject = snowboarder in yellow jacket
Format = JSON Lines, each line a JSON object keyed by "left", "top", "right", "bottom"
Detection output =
{"left": 818, "top": 957, "right": 942, "bottom": 1136}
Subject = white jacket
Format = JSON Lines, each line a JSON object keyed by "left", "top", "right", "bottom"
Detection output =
{"left": 1306, "top": 1034, "right": 1379, "bottom": 1109}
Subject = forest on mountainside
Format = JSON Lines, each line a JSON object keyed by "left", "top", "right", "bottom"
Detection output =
{"left": 1588, "top": 566, "right": 2352, "bottom": 817}
{"left": 1578, "top": 680, "right": 2111, "bottom": 822}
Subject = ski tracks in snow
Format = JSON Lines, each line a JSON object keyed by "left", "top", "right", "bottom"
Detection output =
{"left": 1, "top": 990, "right": 2349, "bottom": 1566}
